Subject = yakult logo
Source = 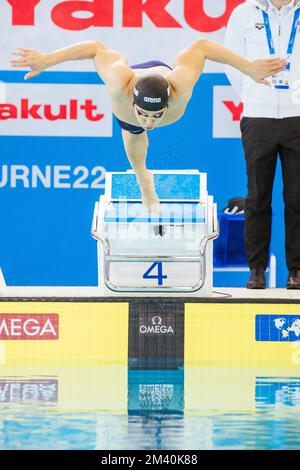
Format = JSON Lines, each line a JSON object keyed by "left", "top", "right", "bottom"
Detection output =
{"left": 0, "top": 99, "right": 104, "bottom": 122}
{"left": 213, "top": 85, "right": 243, "bottom": 138}
{"left": 0, "top": 314, "right": 59, "bottom": 340}
{"left": 0, "top": 83, "right": 112, "bottom": 137}
{"left": 139, "top": 315, "right": 175, "bottom": 335}
{"left": 6, "top": 0, "right": 244, "bottom": 32}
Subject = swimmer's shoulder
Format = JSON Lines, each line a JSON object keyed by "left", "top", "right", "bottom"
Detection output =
{"left": 166, "top": 74, "right": 192, "bottom": 104}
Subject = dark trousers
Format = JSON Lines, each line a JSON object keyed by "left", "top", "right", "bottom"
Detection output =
{"left": 240, "top": 116, "right": 300, "bottom": 271}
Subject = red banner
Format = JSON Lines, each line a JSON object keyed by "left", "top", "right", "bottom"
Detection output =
{"left": 0, "top": 314, "right": 59, "bottom": 340}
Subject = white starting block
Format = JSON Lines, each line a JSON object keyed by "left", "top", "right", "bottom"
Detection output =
{"left": 91, "top": 170, "right": 218, "bottom": 297}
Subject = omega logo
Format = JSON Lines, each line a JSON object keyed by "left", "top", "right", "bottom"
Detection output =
{"left": 139, "top": 315, "right": 174, "bottom": 335}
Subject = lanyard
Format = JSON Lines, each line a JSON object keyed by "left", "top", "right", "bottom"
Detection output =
{"left": 262, "top": 8, "right": 300, "bottom": 56}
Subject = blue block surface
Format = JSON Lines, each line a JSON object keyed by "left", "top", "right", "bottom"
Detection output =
{"left": 111, "top": 173, "right": 201, "bottom": 200}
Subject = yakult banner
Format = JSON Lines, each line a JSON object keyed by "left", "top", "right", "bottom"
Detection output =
{"left": 1, "top": 0, "right": 244, "bottom": 71}
{"left": 213, "top": 86, "right": 243, "bottom": 138}
{"left": 0, "top": 1, "right": 288, "bottom": 287}
{"left": 0, "top": 83, "right": 112, "bottom": 136}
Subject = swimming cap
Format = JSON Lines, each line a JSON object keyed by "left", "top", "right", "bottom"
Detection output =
{"left": 133, "top": 74, "right": 170, "bottom": 111}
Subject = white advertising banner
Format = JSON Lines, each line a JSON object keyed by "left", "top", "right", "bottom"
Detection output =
{"left": 0, "top": 0, "right": 245, "bottom": 72}
{"left": 0, "top": 83, "right": 112, "bottom": 136}
{"left": 213, "top": 85, "right": 243, "bottom": 138}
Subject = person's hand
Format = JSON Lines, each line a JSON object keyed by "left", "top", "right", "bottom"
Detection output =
{"left": 247, "top": 58, "right": 288, "bottom": 85}
{"left": 10, "top": 46, "right": 48, "bottom": 80}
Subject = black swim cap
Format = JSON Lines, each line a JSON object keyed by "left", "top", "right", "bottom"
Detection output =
{"left": 133, "top": 74, "right": 170, "bottom": 111}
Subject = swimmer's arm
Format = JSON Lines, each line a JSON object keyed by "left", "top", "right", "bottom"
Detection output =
{"left": 93, "top": 44, "right": 134, "bottom": 90}
{"left": 11, "top": 41, "right": 101, "bottom": 79}
{"left": 43, "top": 41, "right": 103, "bottom": 65}
{"left": 170, "top": 39, "right": 287, "bottom": 92}
{"left": 196, "top": 39, "right": 286, "bottom": 84}
{"left": 10, "top": 41, "right": 134, "bottom": 88}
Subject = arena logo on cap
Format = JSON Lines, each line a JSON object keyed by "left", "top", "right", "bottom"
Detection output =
{"left": 143, "top": 97, "right": 161, "bottom": 103}
{"left": 0, "top": 314, "right": 59, "bottom": 340}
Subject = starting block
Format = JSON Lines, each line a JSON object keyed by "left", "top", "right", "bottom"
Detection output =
{"left": 91, "top": 170, "right": 218, "bottom": 296}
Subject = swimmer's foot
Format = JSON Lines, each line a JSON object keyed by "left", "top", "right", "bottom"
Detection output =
{"left": 137, "top": 172, "right": 161, "bottom": 216}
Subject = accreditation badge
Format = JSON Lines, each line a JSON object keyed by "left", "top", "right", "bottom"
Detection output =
{"left": 270, "top": 61, "right": 291, "bottom": 90}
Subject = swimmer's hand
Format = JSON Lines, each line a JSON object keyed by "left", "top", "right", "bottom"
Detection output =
{"left": 247, "top": 58, "right": 288, "bottom": 85}
{"left": 10, "top": 47, "right": 48, "bottom": 80}
{"left": 142, "top": 192, "right": 161, "bottom": 216}
{"left": 137, "top": 172, "right": 161, "bottom": 216}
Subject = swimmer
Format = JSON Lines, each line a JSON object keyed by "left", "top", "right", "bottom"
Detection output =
{"left": 11, "top": 40, "right": 286, "bottom": 213}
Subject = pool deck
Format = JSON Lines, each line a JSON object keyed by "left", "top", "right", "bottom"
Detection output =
{"left": 0, "top": 286, "right": 300, "bottom": 302}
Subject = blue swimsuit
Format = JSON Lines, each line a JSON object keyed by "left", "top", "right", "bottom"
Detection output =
{"left": 115, "top": 60, "right": 172, "bottom": 134}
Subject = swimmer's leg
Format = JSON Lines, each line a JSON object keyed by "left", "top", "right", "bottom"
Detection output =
{"left": 121, "top": 129, "right": 160, "bottom": 214}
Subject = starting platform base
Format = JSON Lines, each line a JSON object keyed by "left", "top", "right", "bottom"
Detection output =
{"left": 0, "top": 288, "right": 299, "bottom": 368}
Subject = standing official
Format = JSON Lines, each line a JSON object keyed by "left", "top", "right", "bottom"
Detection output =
{"left": 224, "top": 0, "right": 300, "bottom": 289}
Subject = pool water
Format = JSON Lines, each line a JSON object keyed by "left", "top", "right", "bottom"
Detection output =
{"left": 0, "top": 367, "right": 299, "bottom": 450}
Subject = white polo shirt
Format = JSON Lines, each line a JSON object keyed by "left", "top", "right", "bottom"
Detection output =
{"left": 224, "top": 0, "right": 300, "bottom": 118}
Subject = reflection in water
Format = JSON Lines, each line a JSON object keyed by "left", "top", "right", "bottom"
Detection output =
{"left": 0, "top": 379, "right": 58, "bottom": 403}
{"left": 0, "top": 367, "right": 299, "bottom": 450}
{"left": 256, "top": 378, "right": 300, "bottom": 407}
{"left": 128, "top": 369, "right": 184, "bottom": 413}
{"left": 95, "top": 414, "right": 213, "bottom": 451}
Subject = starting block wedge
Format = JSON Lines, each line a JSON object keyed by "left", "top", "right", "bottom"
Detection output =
{"left": 91, "top": 170, "right": 218, "bottom": 296}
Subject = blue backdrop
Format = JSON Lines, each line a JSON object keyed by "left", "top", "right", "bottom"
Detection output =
{"left": 0, "top": 70, "right": 286, "bottom": 287}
